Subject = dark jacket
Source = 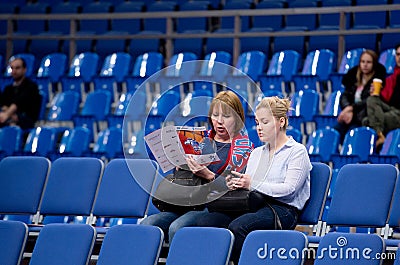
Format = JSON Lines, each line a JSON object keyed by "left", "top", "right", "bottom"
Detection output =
{"left": 340, "top": 63, "right": 387, "bottom": 125}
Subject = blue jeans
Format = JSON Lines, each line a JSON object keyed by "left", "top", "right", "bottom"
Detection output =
{"left": 197, "top": 204, "right": 298, "bottom": 263}
{"left": 140, "top": 209, "right": 209, "bottom": 243}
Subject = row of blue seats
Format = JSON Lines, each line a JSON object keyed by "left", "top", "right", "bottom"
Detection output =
{"left": 0, "top": 157, "right": 399, "bottom": 262}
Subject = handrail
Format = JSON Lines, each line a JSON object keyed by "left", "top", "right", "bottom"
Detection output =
{"left": 1, "top": 4, "right": 400, "bottom": 67}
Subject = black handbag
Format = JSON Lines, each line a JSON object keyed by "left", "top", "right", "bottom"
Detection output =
{"left": 152, "top": 169, "right": 209, "bottom": 214}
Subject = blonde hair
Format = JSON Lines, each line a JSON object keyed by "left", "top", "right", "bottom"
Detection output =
{"left": 256, "top": 96, "right": 291, "bottom": 129}
{"left": 208, "top": 91, "right": 245, "bottom": 135}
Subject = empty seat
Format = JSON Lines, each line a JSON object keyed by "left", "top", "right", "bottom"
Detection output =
{"left": 252, "top": 1, "right": 284, "bottom": 31}
{"left": 233, "top": 51, "right": 266, "bottom": 82}
{"left": 48, "top": 2, "right": 82, "bottom": 34}
{"left": 306, "top": 127, "right": 341, "bottom": 163}
{"left": 47, "top": 90, "right": 80, "bottom": 122}
{"left": 16, "top": 3, "right": 49, "bottom": 34}
{"left": 379, "top": 48, "right": 396, "bottom": 75}
{"left": 89, "top": 127, "right": 123, "bottom": 160}
{"left": 285, "top": 0, "right": 318, "bottom": 31}
{"left": 143, "top": 1, "right": 177, "bottom": 33}
{"left": 79, "top": 2, "right": 112, "bottom": 34}
{"left": 0, "top": 126, "right": 23, "bottom": 157}
{"left": 112, "top": 1, "right": 143, "bottom": 34}
{"left": 0, "top": 220, "right": 28, "bottom": 265}
{"left": 288, "top": 89, "right": 320, "bottom": 133}
{"left": 352, "top": 0, "right": 388, "bottom": 29}
{"left": 37, "top": 53, "right": 67, "bottom": 83}
{"left": 369, "top": 128, "right": 400, "bottom": 165}
{"left": 22, "top": 127, "right": 58, "bottom": 157}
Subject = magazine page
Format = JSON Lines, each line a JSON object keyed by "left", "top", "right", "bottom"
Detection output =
{"left": 144, "top": 125, "right": 220, "bottom": 173}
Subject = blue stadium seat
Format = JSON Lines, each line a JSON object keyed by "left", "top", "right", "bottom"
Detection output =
{"left": 384, "top": 178, "right": 400, "bottom": 248}
{"left": 37, "top": 53, "right": 67, "bottom": 83}
{"left": 177, "top": 1, "right": 210, "bottom": 33}
{"left": 319, "top": 0, "right": 352, "bottom": 30}
{"left": 273, "top": 29, "right": 306, "bottom": 55}
{"left": 67, "top": 52, "right": 99, "bottom": 83}
{"left": 0, "top": 126, "right": 23, "bottom": 157}
{"left": 0, "top": 220, "right": 28, "bottom": 265}
{"left": 89, "top": 127, "right": 123, "bottom": 160}
{"left": 352, "top": 0, "right": 388, "bottom": 29}
{"left": 369, "top": 128, "right": 400, "bottom": 165}
{"left": 306, "top": 127, "right": 340, "bottom": 163}
{"left": 48, "top": 2, "right": 81, "bottom": 34}
{"left": 95, "top": 31, "right": 129, "bottom": 61}
{"left": 313, "top": 90, "right": 342, "bottom": 129}
{"left": 381, "top": 33, "right": 400, "bottom": 51}
{"left": 22, "top": 127, "right": 58, "bottom": 157}
{"left": 16, "top": 3, "right": 49, "bottom": 34}
{"left": 29, "top": 33, "right": 63, "bottom": 63}
{"left": 217, "top": 1, "right": 252, "bottom": 32}
{"left": 112, "top": 1, "right": 143, "bottom": 34}
{"left": 252, "top": 1, "right": 284, "bottom": 31}
{"left": 128, "top": 31, "right": 161, "bottom": 59}
{"left": 234, "top": 51, "right": 266, "bottom": 82}
{"left": 345, "top": 32, "right": 377, "bottom": 51}
{"left": 143, "top": 1, "right": 177, "bottom": 33}
{"left": 79, "top": 1, "right": 112, "bottom": 34}
{"left": 288, "top": 89, "right": 320, "bottom": 133}
{"left": 265, "top": 50, "right": 301, "bottom": 82}
{"left": 285, "top": 0, "right": 318, "bottom": 31}
{"left": 51, "top": 127, "right": 91, "bottom": 159}
{"left": 379, "top": 48, "right": 396, "bottom": 75}
{"left": 131, "top": 52, "right": 163, "bottom": 78}
{"left": 99, "top": 52, "right": 132, "bottom": 83}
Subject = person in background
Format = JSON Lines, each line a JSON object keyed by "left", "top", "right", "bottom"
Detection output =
{"left": 141, "top": 90, "right": 253, "bottom": 243}
{"left": 363, "top": 44, "right": 400, "bottom": 147}
{"left": 334, "top": 50, "right": 387, "bottom": 142}
{"left": 0, "top": 57, "right": 41, "bottom": 130}
{"left": 197, "top": 96, "right": 312, "bottom": 263}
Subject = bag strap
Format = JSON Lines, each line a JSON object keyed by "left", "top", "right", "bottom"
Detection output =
{"left": 265, "top": 202, "right": 282, "bottom": 230}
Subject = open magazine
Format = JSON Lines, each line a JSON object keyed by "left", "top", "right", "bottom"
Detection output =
{"left": 144, "top": 125, "right": 220, "bottom": 173}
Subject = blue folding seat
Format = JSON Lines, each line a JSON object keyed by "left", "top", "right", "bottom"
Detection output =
{"left": 238, "top": 230, "right": 307, "bottom": 265}
{"left": 15, "top": 3, "right": 49, "bottom": 35}
{"left": 345, "top": 33, "right": 377, "bottom": 51}
{"left": 288, "top": 89, "right": 320, "bottom": 133}
{"left": 95, "top": 31, "right": 129, "bottom": 61}
{"left": 36, "top": 53, "right": 67, "bottom": 83}
{"left": 131, "top": 52, "right": 163, "bottom": 78}
{"left": 0, "top": 3, "right": 17, "bottom": 35}
{"left": 128, "top": 31, "right": 161, "bottom": 59}
{"left": 97, "top": 224, "right": 163, "bottom": 265}
{"left": 233, "top": 51, "right": 266, "bottom": 82}
{"left": 286, "top": 127, "right": 303, "bottom": 143}
{"left": 217, "top": 1, "right": 252, "bottom": 32}
{"left": 0, "top": 126, "right": 23, "bottom": 157}
{"left": 319, "top": 0, "right": 352, "bottom": 30}
{"left": 79, "top": 1, "right": 112, "bottom": 34}
{"left": 50, "top": 127, "right": 91, "bottom": 159}
{"left": 98, "top": 52, "right": 132, "bottom": 83}
{"left": 67, "top": 52, "right": 99, "bottom": 83}
{"left": 306, "top": 127, "right": 340, "bottom": 163}
{"left": 384, "top": 178, "right": 400, "bottom": 249}
{"left": 313, "top": 90, "right": 342, "bottom": 129}
{"left": 0, "top": 220, "right": 28, "bottom": 265}
{"left": 369, "top": 128, "right": 400, "bottom": 165}
{"left": 173, "top": 33, "right": 205, "bottom": 58}
{"left": 285, "top": 0, "right": 318, "bottom": 31}
{"left": 5, "top": 53, "right": 36, "bottom": 78}
{"left": 89, "top": 127, "right": 123, "bottom": 160}
{"left": 47, "top": 91, "right": 80, "bottom": 122}
{"left": 308, "top": 33, "right": 340, "bottom": 55}
{"left": 352, "top": 0, "right": 388, "bottom": 29}
{"left": 379, "top": 48, "right": 396, "bottom": 75}
{"left": 291, "top": 49, "right": 336, "bottom": 93}
{"left": 48, "top": 2, "right": 82, "bottom": 34}
{"left": 178, "top": 89, "right": 213, "bottom": 127}
{"left": 29, "top": 32, "right": 63, "bottom": 63}
{"left": 252, "top": 1, "right": 285, "bottom": 31}
{"left": 330, "top": 126, "right": 377, "bottom": 169}
{"left": 149, "top": 89, "right": 181, "bottom": 125}
{"left": 22, "top": 127, "right": 58, "bottom": 157}
{"left": 112, "top": 1, "right": 143, "bottom": 34}
{"left": 381, "top": 33, "right": 400, "bottom": 51}
{"left": 166, "top": 227, "right": 234, "bottom": 265}
{"left": 29, "top": 224, "right": 96, "bottom": 265}
{"left": 273, "top": 29, "right": 306, "bottom": 55}
{"left": 195, "top": 51, "right": 232, "bottom": 86}
{"left": 91, "top": 159, "right": 159, "bottom": 231}
{"left": 143, "top": 1, "right": 177, "bottom": 33}
{"left": 165, "top": 52, "right": 198, "bottom": 79}
{"left": 177, "top": 1, "right": 210, "bottom": 33}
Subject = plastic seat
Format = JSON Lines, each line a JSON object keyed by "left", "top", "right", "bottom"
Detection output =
{"left": 195, "top": 51, "right": 232, "bottom": 86}
{"left": 384, "top": 178, "right": 400, "bottom": 248}
{"left": 143, "top": 1, "right": 177, "bottom": 33}
{"left": 352, "top": 0, "right": 388, "bottom": 29}
{"left": 0, "top": 220, "right": 28, "bottom": 265}
{"left": 314, "top": 164, "right": 398, "bottom": 243}
{"left": 273, "top": 30, "right": 305, "bottom": 55}
{"left": 313, "top": 90, "right": 342, "bottom": 129}
{"left": 234, "top": 51, "right": 266, "bottom": 82}
{"left": 95, "top": 31, "right": 129, "bottom": 61}
{"left": 314, "top": 233, "right": 385, "bottom": 265}
{"left": 379, "top": 48, "right": 396, "bottom": 75}
{"left": 128, "top": 31, "right": 161, "bottom": 59}
{"left": 29, "top": 223, "right": 96, "bottom": 265}
{"left": 29, "top": 32, "right": 62, "bottom": 62}
{"left": 306, "top": 127, "right": 340, "bottom": 163}
{"left": 5, "top": 53, "right": 36, "bottom": 77}
{"left": 0, "top": 126, "right": 23, "bottom": 157}
{"left": 286, "top": 127, "right": 303, "bottom": 143}
{"left": 0, "top": 156, "right": 50, "bottom": 221}
{"left": 319, "top": 0, "right": 352, "bottom": 30}
{"left": 149, "top": 89, "right": 181, "bottom": 124}
{"left": 381, "top": 33, "right": 400, "bottom": 51}
{"left": 177, "top": 1, "right": 210, "bottom": 33}
{"left": 97, "top": 224, "right": 163, "bottom": 265}
{"left": 89, "top": 127, "right": 123, "bottom": 160}
{"left": 165, "top": 52, "right": 198, "bottom": 78}
{"left": 166, "top": 227, "right": 234, "bottom": 265}
{"left": 285, "top": 0, "right": 318, "bottom": 31}
{"left": 178, "top": 89, "right": 213, "bottom": 127}
{"left": 344, "top": 32, "right": 377, "bottom": 51}
{"left": 47, "top": 91, "right": 80, "bottom": 122}
{"left": 91, "top": 159, "right": 159, "bottom": 232}
{"left": 49, "top": 2, "right": 81, "bottom": 34}
{"left": 264, "top": 50, "right": 301, "bottom": 82}
{"left": 52, "top": 127, "right": 91, "bottom": 158}
{"left": 238, "top": 230, "right": 308, "bottom": 265}
{"left": 79, "top": 2, "right": 112, "bottom": 34}
{"left": 112, "top": 1, "right": 143, "bottom": 34}
{"left": 217, "top": 1, "right": 252, "bottom": 32}
{"left": 16, "top": 3, "right": 49, "bottom": 34}
{"left": 37, "top": 53, "right": 67, "bottom": 83}
{"left": 297, "top": 162, "right": 331, "bottom": 237}
{"left": 35, "top": 157, "right": 104, "bottom": 228}
{"left": 369, "top": 128, "right": 400, "bottom": 165}
{"left": 288, "top": 89, "right": 320, "bottom": 133}
{"left": 22, "top": 127, "right": 58, "bottom": 157}
{"left": 330, "top": 127, "right": 377, "bottom": 169}
{"left": 67, "top": 52, "right": 99, "bottom": 83}
{"left": 131, "top": 52, "right": 163, "bottom": 78}
{"left": 291, "top": 49, "right": 336, "bottom": 93}
{"left": 99, "top": 52, "right": 132, "bottom": 83}
{"left": 252, "top": 1, "right": 284, "bottom": 31}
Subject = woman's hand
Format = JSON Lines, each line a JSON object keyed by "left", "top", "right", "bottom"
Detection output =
{"left": 226, "top": 171, "right": 251, "bottom": 190}
{"left": 337, "top": 106, "right": 353, "bottom": 124}
{"left": 185, "top": 156, "right": 215, "bottom": 181}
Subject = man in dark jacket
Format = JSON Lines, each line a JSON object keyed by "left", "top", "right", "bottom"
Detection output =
{"left": 363, "top": 43, "right": 400, "bottom": 147}
{"left": 0, "top": 57, "right": 41, "bottom": 130}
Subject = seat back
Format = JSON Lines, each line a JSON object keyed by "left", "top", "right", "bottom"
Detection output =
{"left": 289, "top": 89, "right": 320, "bottom": 122}
{"left": 378, "top": 48, "right": 396, "bottom": 75}
{"left": 326, "top": 164, "right": 398, "bottom": 228}
{"left": 132, "top": 52, "right": 163, "bottom": 77}
{"left": 166, "top": 227, "right": 234, "bottom": 265}
{"left": 68, "top": 52, "right": 100, "bottom": 83}
{"left": 5, "top": 53, "right": 36, "bottom": 77}
{"left": 39, "top": 157, "right": 104, "bottom": 217}
{"left": 314, "top": 232, "right": 385, "bottom": 265}
{"left": 306, "top": 128, "right": 340, "bottom": 162}
{"left": 92, "top": 127, "right": 123, "bottom": 159}
{"left": 165, "top": 52, "right": 198, "bottom": 78}
{"left": 379, "top": 129, "right": 400, "bottom": 159}
{"left": 93, "top": 159, "right": 158, "bottom": 219}
{"left": 0, "top": 220, "right": 28, "bottom": 265}
{"left": 37, "top": 53, "right": 67, "bottom": 82}
{"left": 323, "top": 90, "right": 342, "bottom": 115}
{"left": 47, "top": 91, "right": 80, "bottom": 121}
{"left": 29, "top": 223, "right": 96, "bottom": 265}
{"left": 238, "top": 230, "right": 308, "bottom": 265}
{"left": 340, "top": 127, "right": 376, "bottom": 162}
{"left": 97, "top": 224, "right": 163, "bottom": 265}
{"left": 301, "top": 49, "right": 336, "bottom": 81}
{"left": 23, "top": 127, "right": 58, "bottom": 156}
{"left": 267, "top": 50, "right": 301, "bottom": 82}
{"left": 0, "top": 156, "right": 50, "bottom": 215}
{"left": 388, "top": 175, "right": 400, "bottom": 229}
{"left": 298, "top": 162, "right": 331, "bottom": 225}
{"left": 80, "top": 90, "right": 112, "bottom": 120}
{"left": 338, "top": 48, "right": 365, "bottom": 74}
{"left": 58, "top": 127, "right": 91, "bottom": 157}
{"left": 234, "top": 51, "right": 266, "bottom": 82}
{"left": 100, "top": 52, "right": 132, "bottom": 83}
{"left": 199, "top": 51, "right": 232, "bottom": 78}
{"left": 0, "top": 126, "right": 23, "bottom": 156}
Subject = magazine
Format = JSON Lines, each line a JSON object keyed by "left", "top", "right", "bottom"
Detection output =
{"left": 144, "top": 125, "right": 220, "bottom": 173}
